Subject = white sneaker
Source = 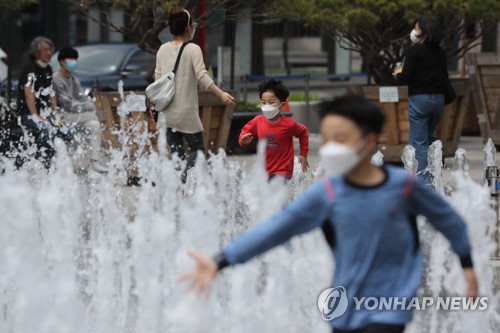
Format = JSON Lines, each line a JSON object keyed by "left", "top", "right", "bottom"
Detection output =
{"left": 89, "top": 160, "right": 108, "bottom": 173}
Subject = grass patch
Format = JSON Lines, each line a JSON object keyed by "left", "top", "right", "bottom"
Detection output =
{"left": 288, "top": 92, "right": 318, "bottom": 101}
{"left": 234, "top": 101, "right": 260, "bottom": 112}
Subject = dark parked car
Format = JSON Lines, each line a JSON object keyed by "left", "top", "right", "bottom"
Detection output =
{"left": 50, "top": 44, "right": 156, "bottom": 91}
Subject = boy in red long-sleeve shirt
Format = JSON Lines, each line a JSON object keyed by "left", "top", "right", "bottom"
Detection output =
{"left": 239, "top": 79, "right": 309, "bottom": 181}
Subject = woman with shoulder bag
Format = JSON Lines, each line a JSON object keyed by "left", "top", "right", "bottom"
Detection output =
{"left": 394, "top": 18, "right": 452, "bottom": 183}
{"left": 155, "top": 8, "right": 235, "bottom": 183}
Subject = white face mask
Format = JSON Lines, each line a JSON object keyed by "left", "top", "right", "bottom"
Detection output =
{"left": 319, "top": 140, "right": 365, "bottom": 176}
{"left": 35, "top": 59, "right": 48, "bottom": 68}
{"left": 410, "top": 29, "right": 421, "bottom": 44}
{"left": 261, "top": 104, "right": 281, "bottom": 119}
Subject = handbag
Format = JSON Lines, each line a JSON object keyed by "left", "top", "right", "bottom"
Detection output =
{"left": 145, "top": 42, "right": 190, "bottom": 111}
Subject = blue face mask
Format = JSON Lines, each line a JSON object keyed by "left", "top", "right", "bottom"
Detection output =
{"left": 65, "top": 59, "right": 78, "bottom": 72}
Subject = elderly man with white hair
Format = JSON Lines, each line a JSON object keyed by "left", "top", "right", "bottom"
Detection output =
{"left": 17, "top": 36, "right": 73, "bottom": 169}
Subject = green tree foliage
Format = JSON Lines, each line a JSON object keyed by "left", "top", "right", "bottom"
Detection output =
{"left": 75, "top": 0, "right": 260, "bottom": 55}
{"left": 75, "top": 0, "right": 184, "bottom": 54}
{"left": 266, "top": 0, "right": 500, "bottom": 84}
{"left": 0, "top": 0, "right": 37, "bottom": 9}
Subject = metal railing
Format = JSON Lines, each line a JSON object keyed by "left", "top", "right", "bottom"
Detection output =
{"left": 241, "top": 73, "right": 365, "bottom": 129}
{"left": 485, "top": 166, "right": 500, "bottom": 259}
{"left": 241, "top": 73, "right": 365, "bottom": 103}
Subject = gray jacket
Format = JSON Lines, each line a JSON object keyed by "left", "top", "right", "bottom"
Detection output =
{"left": 52, "top": 71, "right": 94, "bottom": 113}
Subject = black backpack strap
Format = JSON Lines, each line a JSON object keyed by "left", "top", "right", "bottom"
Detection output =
{"left": 322, "top": 177, "right": 337, "bottom": 248}
{"left": 172, "top": 41, "right": 191, "bottom": 74}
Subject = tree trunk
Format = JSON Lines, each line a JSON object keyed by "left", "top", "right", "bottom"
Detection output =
{"left": 361, "top": 53, "right": 397, "bottom": 86}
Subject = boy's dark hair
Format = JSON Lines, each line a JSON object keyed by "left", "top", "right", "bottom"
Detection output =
{"left": 169, "top": 8, "right": 193, "bottom": 36}
{"left": 416, "top": 18, "right": 441, "bottom": 46}
{"left": 317, "top": 95, "right": 386, "bottom": 135}
{"left": 58, "top": 46, "right": 79, "bottom": 62}
{"left": 258, "top": 78, "right": 289, "bottom": 102}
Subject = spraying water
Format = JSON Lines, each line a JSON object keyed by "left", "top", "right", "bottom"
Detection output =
{"left": 428, "top": 140, "right": 444, "bottom": 194}
{"left": 402, "top": 145, "right": 418, "bottom": 174}
{"left": 484, "top": 138, "right": 496, "bottom": 169}
{"left": 408, "top": 143, "right": 499, "bottom": 333}
{"left": 407, "top": 170, "right": 500, "bottom": 333}
{"left": 0, "top": 119, "right": 499, "bottom": 332}
{"left": 0, "top": 136, "right": 332, "bottom": 332}
{"left": 370, "top": 150, "right": 384, "bottom": 166}
{"left": 453, "top": 148, "right": 469, "bottom": 174}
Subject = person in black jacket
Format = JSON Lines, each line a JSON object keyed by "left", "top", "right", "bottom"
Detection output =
{"left": 394, "top": 18, "right": 448, "bottom": 182}
{"left": 17, "top": 36, "right": 73, "bottom": 169}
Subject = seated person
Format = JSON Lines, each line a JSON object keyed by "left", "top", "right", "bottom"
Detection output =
{"left": 52, "top": 46, "right": 108, "bottom": 173}
{"left": 17, "top": 36, "right": 73, "bottom": 169}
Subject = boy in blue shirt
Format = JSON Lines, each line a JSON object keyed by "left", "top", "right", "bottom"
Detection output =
{"left": 180, "top": 95, "right": 478, "bottom": 333}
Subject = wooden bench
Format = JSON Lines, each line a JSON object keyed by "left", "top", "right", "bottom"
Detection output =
{"left": 348, "top": 79, "right": 471, "bottom": 162}
{"left": 93, "top": 91, "right": 154, "bottom": 178}
{"left": 93, "top": 90, "right": 235, "bottom": 155}
{"left": 197, "top": 91, "right": 235, "bottom": 154}
{"left": 466, "top": 53, "right": 500, "bottom": 143}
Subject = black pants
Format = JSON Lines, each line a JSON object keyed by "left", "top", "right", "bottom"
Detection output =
{"left": 166, "top": 128, "right": 204, "bottom": 183}
{"left": 333, "top": 323, "right": 405, "bottom": 333}
{"left": 268, "top": 173, "right": 290, "bottom": 184}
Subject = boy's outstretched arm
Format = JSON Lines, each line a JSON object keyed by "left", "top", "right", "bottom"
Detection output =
{"left": 179, "top": 181, "right": 330, "bottom": 296}
{"left": 294, "top": 122, "right": 309, "bottom": 172}
{"left": 464, "top": 268, "right": 479, "bottom": 298}
{"left": 299, "top": 155, "right": 309, "bottom": 173}
{"left": 240, "top": 133, "right": 253, "bottom": 146}
{"left": 239, "top": 119, "right": 257, "bottom": 147}
{"left": 178, "top": 250, "right": 218, "bottom": 298}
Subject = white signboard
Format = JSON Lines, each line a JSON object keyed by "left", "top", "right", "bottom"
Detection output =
{"left": 379, "top": 87, "right": 399, "bottom": 103}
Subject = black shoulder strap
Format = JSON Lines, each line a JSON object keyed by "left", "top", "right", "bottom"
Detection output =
{"left": 172, "top": 42, "right": 190, "bottom": 74}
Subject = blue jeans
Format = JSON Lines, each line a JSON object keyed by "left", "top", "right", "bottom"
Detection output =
{"left": 19, "top": 114, "right": 74, "bottom": 167}
{"left": 408, "top": 94, "right": 444, "bottom": 180}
